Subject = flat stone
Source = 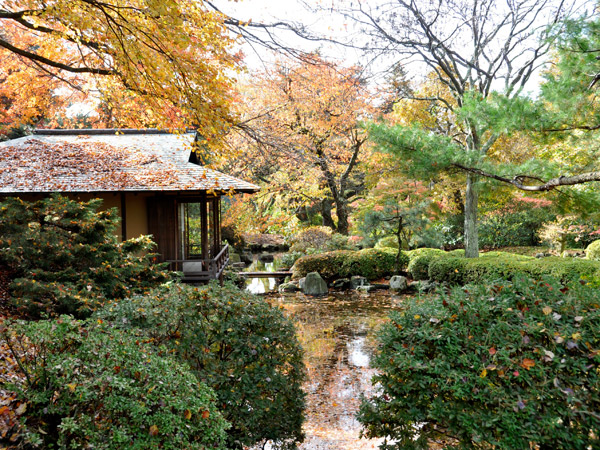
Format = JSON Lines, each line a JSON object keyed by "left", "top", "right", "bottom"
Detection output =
{"left": 351, "top": 275, "right": 368, "bottom": 289}
{"left": 371, "top": 283, "right": 389, "bottom": 290}
{"left": 356, "top": 285, "right": 376, "bottom": 293}
{"left": 389, "top": 275, "right": 408, "bottom": 292}
{"left": 279, "top": 282, "right": 300, "bottom": 293}
{"left": 331, "top": 278, "right": 351, "bottom": 290}
{"left": 416, "top": 280, "right": 438, "bottom": 293}
{"left": 303, "top": 272, "right": 328, "bottom": 296}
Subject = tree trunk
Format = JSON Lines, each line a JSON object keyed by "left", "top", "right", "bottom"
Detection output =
{"left": 335, "top": 197, "right": 349, "bottom": 235}
{"left": 321, "top": 198, "right": 336, "bottom": 230}
{"left": 464, "top": 174, "right": 479, "bottom": 258}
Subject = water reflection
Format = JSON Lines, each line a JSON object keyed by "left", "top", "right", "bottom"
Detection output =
{"left": 266, "top": 290, "right": 407, "bottom": 449}
{"left": 244, "top": 254, "right": 283, "bottom": 294}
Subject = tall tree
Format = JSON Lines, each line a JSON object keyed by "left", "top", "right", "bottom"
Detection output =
{"left": 0, "top": 0, "right": 239, "bottom": 146}
{"left": 231, "top": 55, "right": 374, "bottom": 235}
{"left": 326, "top": 0, "right": 574, "bottom": 257}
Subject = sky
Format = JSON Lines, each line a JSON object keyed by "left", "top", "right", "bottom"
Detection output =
{"left": 214, "top": 0, "right": 595, "bottom": 97}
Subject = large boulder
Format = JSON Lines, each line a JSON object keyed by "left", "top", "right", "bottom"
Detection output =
{"left": 389, "top": 275, "right": 408, "bottom": 292}
{"left": 303, "top": 272, "right": 328, "bottom": 296}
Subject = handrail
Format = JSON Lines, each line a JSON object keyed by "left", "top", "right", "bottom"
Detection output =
{"left": 166, "top": 244, "right": 229, "bottom": 282}
{"left": 214, "top": 243, "right": 229, "bottom": 261}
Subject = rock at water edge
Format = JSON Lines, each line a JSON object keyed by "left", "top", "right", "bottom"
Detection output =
{"left": 303, "top": 272, "right": 328, "bottom": 296}
{"left": 389, "top": 275, "right": 408, "bottom": 292}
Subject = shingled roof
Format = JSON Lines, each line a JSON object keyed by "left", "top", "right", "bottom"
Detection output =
{"left": 0, "top": 129, "right": 259, "bottom": 194}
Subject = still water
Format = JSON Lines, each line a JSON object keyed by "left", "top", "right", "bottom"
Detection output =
{"left": 266, "top": 290, "right": 408, "bottom": 449}
{"left": 242, "top": 253, "right": 408, "bottom": 448}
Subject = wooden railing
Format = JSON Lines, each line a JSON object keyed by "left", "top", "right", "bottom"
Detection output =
{"left": 167, "top": 244, "right": 229, "bottom": 283}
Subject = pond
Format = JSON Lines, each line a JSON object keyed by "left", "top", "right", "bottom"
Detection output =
{"left": 264, "top": 290, "right": 410, "bottom": 450}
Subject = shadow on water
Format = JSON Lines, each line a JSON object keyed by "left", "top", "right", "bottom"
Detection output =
{"left": 264, "top": 290, "right": 410, "bottom": 450}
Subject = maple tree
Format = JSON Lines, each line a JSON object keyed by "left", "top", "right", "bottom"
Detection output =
{"left": 0, "top": 0, "right": 239, "bottom": 145}
{"left": 229, "top": 55, "right": 374, "bottom": 235}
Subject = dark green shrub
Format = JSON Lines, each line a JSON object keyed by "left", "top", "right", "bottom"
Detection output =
{"left": 479, "top": 210, "right": 549, "bottom": 248}
{"left": 95, "top": 283, "right": 306, "bottom": 450}
{"left": 292, "top": 248, "right": 408, "bottom": 281}
{"left": 358, "top": 277, "right": 600, "bottom": 449}
{"left": 428, "top": 253, "right": 600, "bottom": 285}
{"left": 0, "top": 195, "right": 169, "bottom": 318}
{"left": 2, "top": 316, "right": 228, "bottom": 449}
{"left": 406, "top": 248, "right": 464, "bottom": 280}
{"left": 406, "top": 248, "right": 445, "bottom": 280}
{"left": 587, "top": 239, "right": 600, "bottom": 260}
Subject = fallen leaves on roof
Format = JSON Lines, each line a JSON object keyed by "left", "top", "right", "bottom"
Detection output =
{"left": 0, "top": 138, "right": 257, "bottom": 193}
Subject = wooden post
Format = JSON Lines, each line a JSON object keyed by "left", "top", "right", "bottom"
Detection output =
{"left": 200, "top": 192, "right": 208, "bottom": 261}
{"left": 120, "top": 192, "right": 127, "bottom": 241}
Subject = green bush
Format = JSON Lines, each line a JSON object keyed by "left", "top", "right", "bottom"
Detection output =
{"left": 406, "top": 248, "right": 445, "bottom": 280}
{"left": 406, "top": 248, "right": 464, "bottom": 280}
{"left": 479, "top": 210, "right": 548, "bottom": 248}
{"left": 0, "top": 195, "right": 169, "bottom": 318}
{"left": 96, "top": 283, "right": 305, "bottom": 450}
{"left": 428, "top": 253, "right": 600, "bottom": 286}
{"left": 358, "top": 277, "right": 600, "bottom": 449}
{"left": 292, "top": 248, "right": 408, "bottom": 281}
{"left": 279, "top": 251, "right": 304, "bottom": 268}
{"left": 2, "top": 317, "right": 228, "bottom": 449}
{"left": 586, "top": 239, "right": 600, "bottom": 260}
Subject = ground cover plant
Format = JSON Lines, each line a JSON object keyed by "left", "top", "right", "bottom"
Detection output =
{"left": 0, "top": 195, "right": 169, "bottom": 318}
{"left": 359, "top": 276, "right": 600, "bottom": 449}
{"left": 1, "top": 316, "right": 228, "bottom": 449}
{"left": 96, "top": 282, "right": 306, "bottom": 450}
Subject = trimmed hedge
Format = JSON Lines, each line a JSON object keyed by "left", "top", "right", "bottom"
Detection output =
{"left": 292, "top": 248, "right": 408, "bottom": 280}
{"left": 586, "top": 239, "right": 600, "bottom": 261}
{"left": 428, "top": 253, "right": 600, "bottom": 285}
{"left": 359, "top": 276, "right": 600, "bottom": 449}
{"left": 406, "top": 248, "right": 464, "bottom": 280}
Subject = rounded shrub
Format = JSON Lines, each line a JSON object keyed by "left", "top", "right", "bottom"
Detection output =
{"left": 359, "top": 277, "right": 600, "bottom": 449}
{"left": 3, "top": 317, "right": 228, "bottom": 450}
{"left": 586, "top": 239, "right": 600, "bottom": 260}
{"left": 292, "top": 248, "right": 408, "bottom": 281}
{"left": 406, "top": 248, "right": 445, "bottom": 280}
{"left": 96, "top": 283, "right": 306, "bottom": 450}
